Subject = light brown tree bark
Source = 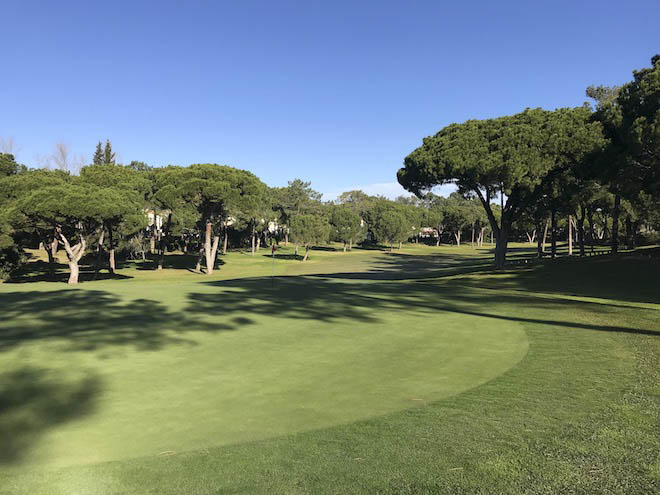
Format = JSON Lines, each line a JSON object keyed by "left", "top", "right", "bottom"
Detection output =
{"left": 204, "top": 221, "right": 220, "bottom": 275}
{"left": 57, "top": 229, "right": 86, "bottom": 284}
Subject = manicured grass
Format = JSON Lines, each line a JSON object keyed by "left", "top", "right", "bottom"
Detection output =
{"left": 0, "top": 244, "right": 658, "bottom": 493}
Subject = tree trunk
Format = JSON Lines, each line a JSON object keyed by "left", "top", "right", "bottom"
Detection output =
{"left": 295, "top": 243, "right": 299, "bottom": 256}
{"left": 285, "top": 231, "right": 289, "bottom": 246}
{"left": 471, "top": 223, "right": 475, "bottom": 247}
{"left": 158, "top": 213, "right": 172, "bottom": 270}
{"left": 149, "top": 236, "right": 155, "bottom": 254}
{"left": 251, "top": 225, "right": 256, "bottom": 256}
{"left": 223, "top": 222, "right": 228, "bottom": 255}
{"left": 343, "top": 242, "right": 347, "bottom": 253}
{"left": 436, "top": 236, "right": 440, "bottom": 246}
{"left": 398, "top": 241, "right": 402, "bottom": 250}
{"left": 57, "top": 229, "right": 86, "bottom": 285}
{"left": 611, "top": 193, "right": 621, "bottom": 253}
{"left": 349, "top": 238, "right": 353, "bottom": 251}
{"left": 568, "top": 214, "right": 573, "bottom": 256}
{"left": 204, "top": 221, "right": 220, "bottom": 275}
{"left": 550, "top": 208, "right": 557, "bottom": 258}
{"left": 542, "top": 218, "right": 549, "bottom": 253}
{"left": 490, "top": 231, "right": 493, "bottom": 244}
{"left": 94, "top": 227, "right": 105, "bottom": 277}
{"left": 195, "top": 247, "right": 203, "bottom": 272}
{"left": 302, "top": 244, "right": 309, "bottom": 261}
{"left": 44, "top": 235, "right": 58, "bottom": 274}
{"left": 577, "top": 206, "right": 586, "bottom": 256}
{"left": 108, "top": 226, "right": 115, "bottom": 274}
{"left": 256, "top": 235, "right": 261, "bottom": 252}
{"left": 68, "top": 261, "right": 80, "bottom": 285}
{"left": 494, "top": 227, "right": 509, "bottom": 269}
{"left": 47, "top": 236, "right": 59, "bottom": 273}
{"left": 454, "top": 231, "right": 461, "bottom": 246}
{"left": 536, "top": 219, "right": 543, "bottom": 258}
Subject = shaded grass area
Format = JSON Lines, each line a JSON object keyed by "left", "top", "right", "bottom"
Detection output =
{"left": 0, "top": 245, "right": 658, "bottom": 493}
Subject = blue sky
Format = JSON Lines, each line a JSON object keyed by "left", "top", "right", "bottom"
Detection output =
{"left": 1, "top": 1, "right": 658, "bottom": 199}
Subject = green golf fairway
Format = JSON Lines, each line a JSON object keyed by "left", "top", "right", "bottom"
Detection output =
{"left": 0, "top": 275, "right": 527, "bottom": 469}
{"left": 1, "top": 244, "right": 657, "bottom": 494}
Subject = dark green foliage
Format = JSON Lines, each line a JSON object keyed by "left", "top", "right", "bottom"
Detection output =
{"left": 399, "top": 107, "right": 605, "bottom": 266}
{"left": 329, "top": 205, "right": 364, "bottom": 248}
{"left": 92, "top": 141, "right": 103, "bottom": 165}
{"left": 103, "top": 140, "right": 115, "bottom": 165}
{"left": 369, "top": 200, "right": 409, "bottom": 249}
{"left": 288, "top": 213, "right": 330, "bottom": 257}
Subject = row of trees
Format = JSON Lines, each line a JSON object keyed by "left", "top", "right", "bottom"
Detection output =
{"left": 1, "top": 147, "right": 654, "bottom": 282}
{"left": 398, "top": 56, "right": 660, "bottom": 267}
{"left": 1, "top": 57, "right": 657, "bottom": 279}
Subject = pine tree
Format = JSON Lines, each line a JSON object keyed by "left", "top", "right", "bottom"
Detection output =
{"left": 93, "top": 141, "right": 104, "bottom": 165}
{"left": 103, "top": 140, "right": 116, "bottom": 165}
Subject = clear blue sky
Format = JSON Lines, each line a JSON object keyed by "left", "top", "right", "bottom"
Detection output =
{"left": 2, "top": 1, "right": 658, "bottom": 199}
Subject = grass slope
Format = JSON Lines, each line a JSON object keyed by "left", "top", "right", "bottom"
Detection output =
{"left": 0, "top": 243, "right": 658, "bottom": 494}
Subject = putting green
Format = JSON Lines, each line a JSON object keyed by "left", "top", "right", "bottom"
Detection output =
{"left": 0, "top": 276, "right": 528, "bottom": 470}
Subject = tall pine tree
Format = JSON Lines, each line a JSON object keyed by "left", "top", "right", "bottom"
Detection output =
{"left": 93, "top": 141, "right": 103, "bottom": 165}
{"left": 103, "top": 139, "right": 116, "bottom": 165}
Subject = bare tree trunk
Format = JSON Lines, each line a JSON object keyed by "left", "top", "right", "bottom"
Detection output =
{"left": 494, "top": 226, "right": 509, "bottom": 269}
{"left": 343, "top": 242, "right": 347, "bottom": 252}
{"left": 349, "top": 238, "right": 353, "bottom": 251}
{"left": 471, "top": 223, "right": 475, "bottom": 247}
{"left": 398, "top": 241, "right": 402, "bottom": 249}
{"left": 490, "top": 231, "right": 493, "bottom": 244}
{"left": 285, "top": 231, "right": 289, "bottom": 246}
{"left": 149, "top": 236, "right": 155, "bottom": 254}
{"left": 195, "top": 247, "right": 203, "bottom": 272}
{"left": 251, "top": 225, "right": 256, "bottom": 256}
{"left": 295, "top": 242, "right": 299, "bottom": 256}
{"left": 536, "top": 219, "right": 543, "bottom": 258}
{"left": 204, "top": 221, "right": 220, "bottom": 275}
{"left": 542, "top": 218, "right": 549, "bottom": 253}
{"left": 550, "top": 208, "right": 557, "bottom": 258}
{"left": 50, "top": 237, "right": 58, "bottom": 259}
{"left": 256, "top": 235, "right": 261, "bottom": 251}
{"left": 302, "top": 244, "right": 310, "bottom": 261}
{"left": 158, "top": 213, "right": 172, "bottom": 270}
{"left": 222, "top": 222, "right": 228, "bottom": 255}
{"left": 577, "top": 206, "right": 586, "bottom": 256}
{"left": 108, "top": 226, "right": 116, "bottom": 274}
{"left": 57, "top": 229, "right": 86, "bottom": 285}
{"left": 44, "top": 234, "right": 58, "bottom": 274}
{"left": 568, "top": 214, "right": 573, "bottom": 256}
{"left": 436, "top": 235, "right": 440, "bottom": 247}
{"left": 454, "top": 231, "right": 461, "bottom": 246}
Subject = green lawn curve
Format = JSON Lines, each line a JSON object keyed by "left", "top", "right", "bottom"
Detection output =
{"left": 0, "top": 274, "right": 527, "bottom": 469}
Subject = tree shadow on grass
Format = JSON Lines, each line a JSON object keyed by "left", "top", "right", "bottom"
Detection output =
{"left": 134, "top": 253, "right": 225, "bottom": 271}
{"left": 7, "top": 259, "right": 134, "bottom": 284}
{"left": 0, "top": 290, "right": 244, "bottom": 352}
{"left": 192, "top": 268, "right": 659, "bottom": 337}
{"left": 0, "top": 366, "right": 101, "bottom": 464}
